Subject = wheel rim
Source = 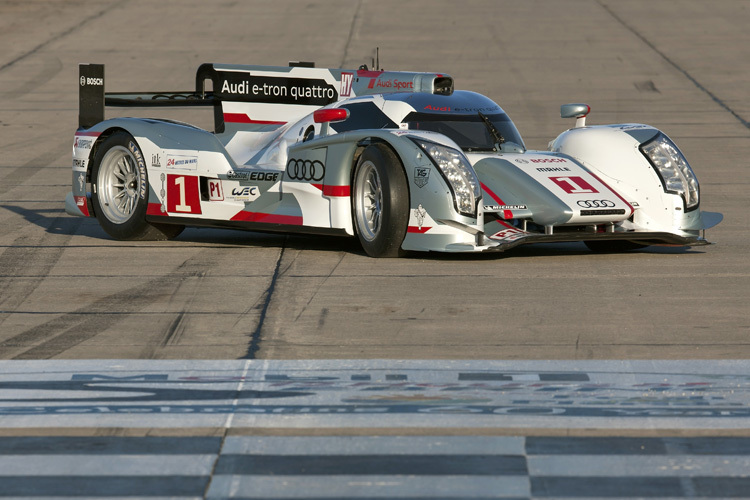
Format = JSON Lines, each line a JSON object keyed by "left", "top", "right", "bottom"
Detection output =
{"left": 97, "top": 146, "right": 141, "bottom": 224}
{"left": 354, "top": 160, "right": 383, "bottom": 242}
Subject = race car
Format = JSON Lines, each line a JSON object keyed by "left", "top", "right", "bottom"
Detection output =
{"left": 66, "top": 62, "right": 722, "bottom": 257}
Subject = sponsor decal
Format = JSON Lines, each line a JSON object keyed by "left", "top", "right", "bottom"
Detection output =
{"left": 208, "top": 179, "right": 223, "bottom": 201}
{"left": 368, "top": 78, "right": 414, "bottom": 91}
{"left": 530, "top": 158, "right": 567, "bottom": 163}
{"left": 73, "top": 158, "right": 87, "bottom": 170}
{"left": 77, "top": 172, "right": 85, "bottom": 192}
{"left": 166, "top": 174, "right": 201, "bottom": 214}
{"left": 452, "top": 105, "right": 501, "bottom": 113}
{"left": 414, "top": 204, "right": 427, "bottom": 230}
{"left": 484, "top": 204, "right": 527, "bottom": 211}
{"left": 576, "top": 199, "right": 616, "bottom": 208}
{"left": 535, "top": 166, "right": 570, "bottom": 172}
{"left": 226, "top": 186, "right": 259, "bottom": 203}
{"left": 340, "top": 72, "right": 354, "bottom": 97}
{"left": 491, "top": 226, "right": 526, "bottom": 241}
{"left": 218, "top": 71, "right": 338, "bottom": 106}
{"left": 550, "top": 176, "right": 598, "bottom": 194}
{"left": 424, "top": 104, "right": 450, "bottom": 112}
{"left": 286, "top": 158, "right": 325, "bottom": 182}
{"left": 226, "top": 170, "right": 280, "bottom": 182}
{"left": 80, "top": 76, "right": 103, "bottom": 86}
{"left": 74, "top": 137, "right": 93, "bottom": 150}
{"left": 151, "top": 154, "right": 162, "bottom": 168}
{"left": 128, "top": 141, "right": 147, "bottom": 200}
{"left": 166, "top": 154, "right": 198, "bottom": 170}
{"left": 514, "top": 158, "right": 529, "bottom": 164}
{"left": 413, "top": 167, "right": 430, "bottom": 188}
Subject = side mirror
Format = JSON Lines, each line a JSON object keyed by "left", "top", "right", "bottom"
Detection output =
{"left": 561, "top": 103, "right": 590, "bottom": 128}
{"left": 314, "top": 108, "right": 349, "bottom": 136}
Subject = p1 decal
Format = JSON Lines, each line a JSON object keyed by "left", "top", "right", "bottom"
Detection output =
{"left": 550, "top": 176, "right": 598, "bottom": 194}
{"left": 167, "top": 174, "right": 201, "bottom": 214}
{"left": 208, "top": 179, "right": 224, "bottom": 201}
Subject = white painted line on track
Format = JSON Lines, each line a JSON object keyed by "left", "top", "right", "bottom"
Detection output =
{"left": 0, "top": 454, "right": 216, "bottom": 476}
{"left": 206, "top": 475, "right": 530, "bottom": 499}
{"left": 221, "top": 435, "right": 526, "bottom": 455}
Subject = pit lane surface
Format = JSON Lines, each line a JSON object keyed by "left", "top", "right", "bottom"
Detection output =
{"left": 1, "top": 0, "right": 749, "bottom": 498}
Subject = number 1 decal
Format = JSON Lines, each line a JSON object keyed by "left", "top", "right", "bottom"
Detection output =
{"left": 549, "top": 176, "right": 599, "bottom": 194}
{"left": 166, "top": 174, "right": 201, "bottom": 214}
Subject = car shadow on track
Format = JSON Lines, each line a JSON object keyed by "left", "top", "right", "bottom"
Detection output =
{"left": 11, "top": 204, "right": 702, "bottom": 259}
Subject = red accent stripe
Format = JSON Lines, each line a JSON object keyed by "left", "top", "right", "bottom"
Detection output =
{"left": 480, "top": 182, "right": 513, "bottom": 220}
{"left": 311, "top": 184, "right": 351, "bottom": 197}
{"left": 223, "top": 113, "right": 286, "bottom": 125}
{"left": 74, "top": 196, "right": 90, "bottom": 217}
{"left": 147, "top": 203, "right": 164, "bottom": 216}
{"left": 407, "top": 226, "right": 431, "bottom": 233}
{"left": 230, "top": 211, "right": 303, "bottom": 225}
{"left": 75, "top": 131, "right": 101, "bottom": 137}
{"left": 357, "top": 70, "right": 384, "bottom": 78}
{"left": 584, "top": 170, "right": 635, "bottom": 217}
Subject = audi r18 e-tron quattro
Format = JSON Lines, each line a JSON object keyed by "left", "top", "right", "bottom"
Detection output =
{"left": 66, "top": 62, "right": 722, "bottom": 257}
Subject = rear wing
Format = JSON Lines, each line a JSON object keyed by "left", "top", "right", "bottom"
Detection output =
{"left": 78, "top": 63, "right": 454, "bottom": 133}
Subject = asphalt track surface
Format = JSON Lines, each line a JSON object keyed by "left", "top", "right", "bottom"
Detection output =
{"left": 1, "top": 0, "right": 749, "bottom": 498}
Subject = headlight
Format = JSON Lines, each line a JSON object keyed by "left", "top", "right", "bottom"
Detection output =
{"left": 412, "top": 140, "right": 480, "bottom": 216}
{"left": 640, "top": 133, "right": 700, "bottom": 211}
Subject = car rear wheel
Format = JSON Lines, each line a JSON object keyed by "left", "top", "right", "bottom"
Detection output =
{"left": 91, "top": 131, "right": 183, "bottom": 240}
{"left": 352, "top": 144, "right": 409, "bottom": 257}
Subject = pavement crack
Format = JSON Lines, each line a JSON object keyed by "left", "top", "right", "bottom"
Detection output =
{"left": 243, "top": 238, "right": 287, "bottom": 359}
{"left": 598, "top": 0, "right": 750, "bottom": 130}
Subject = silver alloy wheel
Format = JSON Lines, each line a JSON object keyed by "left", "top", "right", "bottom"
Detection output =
{"left": 97, "top": 145, "right": 140, "bottom": 224}
{"left": 354, "top": 159, "right": 383, "bottom": 242}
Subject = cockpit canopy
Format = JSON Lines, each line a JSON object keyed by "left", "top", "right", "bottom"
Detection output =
{"left": 330, "top": 90, "right": 525, "bottom": 152}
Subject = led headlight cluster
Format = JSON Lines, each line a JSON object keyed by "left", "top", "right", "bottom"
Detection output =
{"left": 413, "top": 140, "right": 480, "bottom": 216}
{"left": 640, "top": 133, "right": 700, "bottom": 211}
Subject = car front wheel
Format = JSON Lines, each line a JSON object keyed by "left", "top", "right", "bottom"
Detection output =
{"left": 352, "top": 144, "right": 409, "bottom": 257}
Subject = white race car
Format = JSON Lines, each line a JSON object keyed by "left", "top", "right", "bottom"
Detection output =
{"left": 67, "top": 62, "right": 722, "bottom": 256}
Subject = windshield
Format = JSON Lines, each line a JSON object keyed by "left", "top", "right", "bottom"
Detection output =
{"left": 403, "top": 112, "right": 525, "bottom": 152}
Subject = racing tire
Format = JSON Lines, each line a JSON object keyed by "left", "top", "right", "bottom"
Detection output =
{"left": 584, "top": 240, "right": 648, "bottom": 253}
{"left": 91, "top": 131, "right": 184, "bottom": 241}
{"left": 352, "top": 144, "right": 409, "bottom": 258}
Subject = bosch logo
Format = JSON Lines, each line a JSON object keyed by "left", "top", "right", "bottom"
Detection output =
{"left": 576, "top": 200, "right": 616, "bottom": 208}
{"left": 286, "top": 158, "right": 325, "bottom": 181}
{"left": 80, "top": 77, "right": 103, "bottom": 86}
{"left": 530, "top": 158, "right": 567, "bottom": 163}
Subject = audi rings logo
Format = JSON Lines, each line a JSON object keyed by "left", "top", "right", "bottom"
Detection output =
{"left": 80, "top": 76, "right": 86, "bottom": 86}
{"left": 577, "top": 199, "right": 616, "bottom": 208}
{"left": 286, "top": 158, "right": 325, "bottom": 181}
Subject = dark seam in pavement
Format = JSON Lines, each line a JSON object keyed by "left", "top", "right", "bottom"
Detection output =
{"left": 0, "top": 2, "right": 122, "bottom": 73}
{"left": 202, "top": 428, "right": 228, "bottom": 499}
{"left": 339, "top": 0, "right": 363, "bottom": 68}
{"left": 244, "top": 239, "right": 286, "bottom": 359}
{"left": 598, "top": 1, "right": 750, "bottom": 130}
